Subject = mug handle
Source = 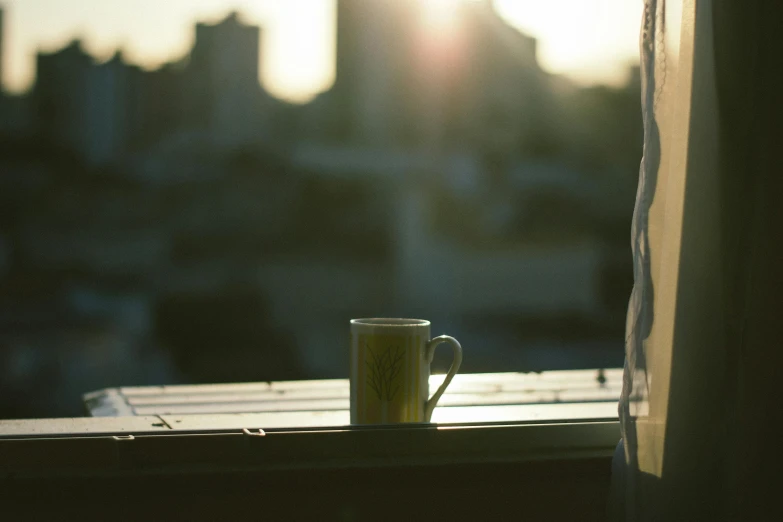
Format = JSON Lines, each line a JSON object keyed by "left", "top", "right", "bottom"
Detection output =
{"left": 424, "top": 335, "right": 463, "bottom": 422}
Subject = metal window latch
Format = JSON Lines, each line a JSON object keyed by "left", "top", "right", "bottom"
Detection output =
{"left": 112, "top": 434, "right": 135, "bottom": 441}
{"left": 242, "top": 428, "right": 266, "bottom": 437}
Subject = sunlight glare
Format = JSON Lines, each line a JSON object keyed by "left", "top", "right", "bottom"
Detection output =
{"left": 264, "top": 0, "right": 335, "bottom": 103}
{"left": 419, "top": 0, "right": 461, "bottom": 32}
{"left": 493, "top": 0, "right": 642, "bottom": 87}
{"left": 2, "top": 0, "right": 642, "bottom": 101}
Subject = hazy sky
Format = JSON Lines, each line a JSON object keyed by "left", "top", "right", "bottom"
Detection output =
{"left": 0, "top": 0, "right": 643, "bottom": 103}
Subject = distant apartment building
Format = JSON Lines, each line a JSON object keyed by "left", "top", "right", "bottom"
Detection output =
{"left": 28, "top": 12, "right": 270, "bottom": 167}
{"left": 322, "top": 0, "right": 546, "bottom": 154}
{"left": 40, "top": 45, "right": 140, "bottom": 165}
{"left": 84, "top": 52, "right": 138, "bottom": 165}
{"left": 32, "top": 42, "right": 136, "bottom": 165}
{"left": 33, "top": 41, "right": 94, "bottom": 157}
{"left": 328, "top": 0, "right": 420, "bottom": 145}
{"left": 182, "top": 12, "right": 268, "bottom": 149}
{"left": 126, "top": 61, "right": 185, "bottom": 153}
{"left": 452, "top": 2, "right": 543, "bottom": 156}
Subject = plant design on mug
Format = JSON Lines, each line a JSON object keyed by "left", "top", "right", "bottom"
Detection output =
{"left": 366, "top": 344, "right": 404, "bottom": 422}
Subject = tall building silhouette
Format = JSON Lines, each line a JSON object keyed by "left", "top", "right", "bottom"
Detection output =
{"left": 324, "top": 0, "right": 542, "bottom": 152}
{"left": 34, "top": 40, "right": 94, "bottom": 157}
{"left": 84, "top": 52, "right": 134, "bottom": 165}
{"left": 130, "top": 60, "right": 186, "bottom": 151}
{"left": 331, "top": 0, "right": 419, "bottom": 145}
{"left": 34, "top": 42, "right": 137, "bottom": 165}
{"left": 455, "top": 1, "right": 542, "bottom": 156}
{"left": 182, "top": 12, "right": 267, "bottom": 149}
{"left": 27, "top": 12, "right": 271, "bottom": 166}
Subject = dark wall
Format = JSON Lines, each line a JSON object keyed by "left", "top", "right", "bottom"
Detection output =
{"left": 2, "top": 457, "right": 612, "bottom": 522}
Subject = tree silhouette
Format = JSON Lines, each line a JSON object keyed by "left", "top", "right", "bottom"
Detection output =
{"left": 366, "top": 344, "right": 404, "bottom": 405}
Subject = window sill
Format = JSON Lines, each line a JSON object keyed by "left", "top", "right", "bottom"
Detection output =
{"left": 0, "top": 416, "right": 619, "bottom": 477}
{"left": 1, "top": 420, "right": 619, "bottom": 522}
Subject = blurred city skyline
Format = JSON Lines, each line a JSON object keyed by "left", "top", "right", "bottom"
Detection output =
{"left": 0, "top": 0, "right": 642, "bottom": 417}
{"left": 0, "top": 0, "right": 643, "bottom": 103}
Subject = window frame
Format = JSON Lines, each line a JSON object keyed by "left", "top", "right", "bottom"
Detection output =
{"left": 0, "top": 416, "right": 619, "bottom": 476}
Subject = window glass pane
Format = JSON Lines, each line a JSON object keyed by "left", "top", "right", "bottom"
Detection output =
{"left": 0, "top": 0, "right": 642, "bottom": 418}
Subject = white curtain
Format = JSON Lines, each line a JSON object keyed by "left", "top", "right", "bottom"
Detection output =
{"left": 617, "top": 0, "right": 782, "bottom": 519}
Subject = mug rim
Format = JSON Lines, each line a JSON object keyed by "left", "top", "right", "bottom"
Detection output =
{"left": 351, "top": 318, "right": 430, "bottom": 327}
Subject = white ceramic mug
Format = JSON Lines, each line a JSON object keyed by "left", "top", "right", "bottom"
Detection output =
{"left": 350, "top": 318, "right": 462, "bottom": 424}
